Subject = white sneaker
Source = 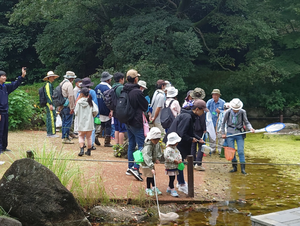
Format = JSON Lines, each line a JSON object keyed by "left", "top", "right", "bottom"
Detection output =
{"left": 47, "top": 134, "right": 59, "bottom": 138}
{"left": 194, "top": 164, "right": 205, "bottom": 171}
{"left": 178, "top": 184, "right": 188, "bottom": 194}
{"left": 126, "top": 168, "right": 131, "bottom": 175}
{"left": 176, "top": 182, "right": 188, "bottom": 188}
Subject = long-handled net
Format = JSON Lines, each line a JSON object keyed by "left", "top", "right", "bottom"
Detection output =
{"left": 153, "top": 174, "right": 179, "bottom": 222}
{"left": 226, "top": 122, "right": 285, "bottom": 138}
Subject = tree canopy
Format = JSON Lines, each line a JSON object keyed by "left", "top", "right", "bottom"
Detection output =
{"left": 1, "top": 0, "right": 300, "bottom": 113}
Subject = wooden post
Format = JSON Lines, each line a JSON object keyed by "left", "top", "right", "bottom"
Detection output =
{"left": 187, "top": 155, "right": 194, "bottom": 197}
{"left": 26, "top": 150, "right": 34, "bottom": 159}
{"left": 280, "top": 114, "right": 283, "bottom": 123}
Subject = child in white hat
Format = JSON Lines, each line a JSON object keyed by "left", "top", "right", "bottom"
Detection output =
{"left": 141, "top": 127, "right": 163, "bottom": 196}
{"left": 164, "top": 132, "right": 182, "bottom": 197}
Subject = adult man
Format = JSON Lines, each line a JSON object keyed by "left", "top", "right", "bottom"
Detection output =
{"left": 43, "top": 71, "right": 59, "bottom": 138}
{"left": 150, "top": 80, "right": 167, "bottom": 134}
{"left": 164, "top": 99, "right": 207, "bottom": 194}
{"left": 123, "top": 69, "right": 148, "bottom": 181}
{"left": 60, "top": 71, "right": 76, "bottom": 144}
{"left": 112, "top": 72, "right": 126, "bottom": 146}
{"left": 206, "top": 89, "right": 225, "bottom": 153}
{"left": 0, "top": 68, "right": 26, "bottom": 153}
{"left": 95, "top": 71, "right": 114, "bottom": 147}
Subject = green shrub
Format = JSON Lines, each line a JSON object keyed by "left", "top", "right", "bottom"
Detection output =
{"left": 8, "top": 89, "right": 34, "bottom": 130}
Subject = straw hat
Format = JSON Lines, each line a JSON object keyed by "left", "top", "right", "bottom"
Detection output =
{"left": 211, "top": 89, "right": 221, "bottom": 96}
{"left": 166, "top": 87, "right": 178, "bottom": 98}
{"left": 138, "top": 80, "right": 147, "bottom": 89}
{"left": 43, "top": 71, "right": 59, "bottom": 81}
{"left": 63, "top": 71, "right": 77, "bottom": 79}
{"left": 166, "top": 132, "right": 182, "bottom": 146}
{"left": 230, "top": 98, "right": 243, "bottom": 110}
{"left": 190, "top": 88, "right": 206, "bottom": 100}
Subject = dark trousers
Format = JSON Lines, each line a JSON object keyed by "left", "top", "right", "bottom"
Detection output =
{"left": 100, "top": 119, "right": 112, "bottom": 137}
{"left": 191, "top": 142, "right": 204, "bottom": 166}
{"left": 46, "top": 105, "right": 56, "bottom": 135}
{"left": 0, "top": 114, "right": 9, "bottom": 152}
{"left": 61, "top": 107, "right": 73, "bottom": 139}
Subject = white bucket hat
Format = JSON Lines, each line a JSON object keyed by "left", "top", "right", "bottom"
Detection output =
{"left": 145, "top": 127, "right": 161, "bottom": 141}
{"left": 166, "top": 87, "right": 178, "bottom": 98}
{"left": 166, "top": 132, "right": 181, "bottom": 146}
{"left": 230, "top": 98, "right": 243, "bottom": 110}
{"left": 138, "top": 80, "right": 147, "bottom": 89}
{"left": 63, "top": 71, "right": 77, "bottom": 79}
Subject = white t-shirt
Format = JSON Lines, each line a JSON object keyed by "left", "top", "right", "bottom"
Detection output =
{"left": 151, "top": 90, "right": 165, "bottom": 123}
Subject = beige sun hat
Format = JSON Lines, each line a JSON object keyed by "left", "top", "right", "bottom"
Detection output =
{"left": 166, "top": 132, "right": 182, "bottom": 146}
{"left": 43, "top": 71, "right": 59, "bottom": 81}
{"left": 211, "top": 89, "right": 221, "bottom": 96}
{"left": 138, "top": 80, "right": 147, "bottom": 89}
{"left": 63, "top": 71, "right": 77, "bottom": 79}
{"left": 230, "top": 98, "right": 243, "bottom": 110}
{"left": 190, "top": 88, "right": 206, "bottom": 100}
{"left": 166, "top": 86, "right": 178, "bottom": 98}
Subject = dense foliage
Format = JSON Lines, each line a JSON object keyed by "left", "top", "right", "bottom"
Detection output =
{"left": 1, "top": 0, "right": 300, "bottom": 114}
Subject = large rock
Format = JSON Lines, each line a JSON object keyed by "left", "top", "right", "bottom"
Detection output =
{"left": 0, "top": 158, "right": 91, "bottom": 226}
{"left": 0, "top": 217, "right": 22, "bottom": 226}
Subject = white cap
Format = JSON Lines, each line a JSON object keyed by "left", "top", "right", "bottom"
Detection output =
{"left": 138, "top": 80, "right": 147, "bottom": 89}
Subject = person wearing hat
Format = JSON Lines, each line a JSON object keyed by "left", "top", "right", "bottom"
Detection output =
{"left": 0, "top": 67, "right": 26, "bottom": 153}
{"left": 94, "top": 71, "right": 114, "bottom": 147}
{"left": 141, "top": 127, "right": 163, "bottom": 196}
{"left": 60, "top": 71, "right": 77, "bottom": 144}
{"left": 164, "top": 99, "right": 207, "bottom": 194}
{"left": 122, "top": 69, "right": 148, "bottom": 181}
{"left": 77, "top": 77, "right": 98, "bottom": 149}
{"left": 138, "top": 80, "right": 147, "bottom": 92}
{"left": 206, "top": 89, "right": 225, "bottom": 152}
{"left": 43, "top": 71, "right": 59, "bottom": 138}
{"left": 164, "top": 132, "right": 182, "bottom": 197}
{"left": 182, "top": 90, "right": 193, "bottom": 109}
{"left": 112, "top": 72, "right": 126, "bottom": 146}
{"left": 221, "top": 98, "right": 255, "bottom": 174}
{"left": 150, "top": 79, "right": 167, "bottom": 134}
{"left": 165, "top": 87, "right": 181, "bottom": 118}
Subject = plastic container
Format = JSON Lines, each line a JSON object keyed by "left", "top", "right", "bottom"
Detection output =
{"left": 178, "top": 162, "right": 185, "bottom": 170}
{"left": 94, "top": 117, "right": 101, "bottom": 125}
{"left": 133, "top": 150, "right": 144, "bottom": 164}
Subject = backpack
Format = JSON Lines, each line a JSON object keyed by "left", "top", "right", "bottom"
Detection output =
{"left": 103, "top": 84, "right": 122, "bottom": 111}
{"left": 38, "top": 85, "right": 47, "bottom": 107}
{"left": 115, "top": 90, "right": 135, "bottom": 124}
{"left": 160, "top": 100, "right": 175, "bottom": 129}
{"left": 52, "top": 80, "right": 67, "bottom": 107}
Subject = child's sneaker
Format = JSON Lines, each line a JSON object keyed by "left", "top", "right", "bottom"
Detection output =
{"left": 152, "top": 187, "right": 162, "bottom": 195}
{"left": 170, "top": 189, "right": 179, "bottom": 197}
{"left": 146, "top": 188, "right": 154, "bottom": 196}
{"left": 166, "top": 187, "right": 172, "bottom": 193}
{"left": 178, "top": 183, "right": 188, "bottom": 194}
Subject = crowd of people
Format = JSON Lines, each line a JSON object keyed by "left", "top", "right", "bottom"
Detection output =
{"left": 0, "top": 67, "right": 255, "bottom": 197}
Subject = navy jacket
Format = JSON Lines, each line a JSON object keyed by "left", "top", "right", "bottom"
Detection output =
{"left": 95, "top": 83, "right": 110, "bottom": 116}
{"left": 0, "top": 76, "right": 24, "bottom": 114}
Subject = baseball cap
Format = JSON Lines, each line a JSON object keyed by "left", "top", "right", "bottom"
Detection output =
{"left": 126, "top": 69, "right": 141, "bottom": 78}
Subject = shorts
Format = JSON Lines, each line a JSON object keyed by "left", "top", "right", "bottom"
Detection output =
{"left": 165, "top": 169, "right": 179, "bottom": 176}
{"left": 114, "top": 118, "right": 127, "bottom": 133}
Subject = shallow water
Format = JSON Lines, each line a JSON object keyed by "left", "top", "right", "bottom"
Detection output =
{"left": 173, "top": 157, "right": 300, "bottom": 225}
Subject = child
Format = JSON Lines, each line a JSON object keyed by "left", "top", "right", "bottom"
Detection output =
{"left": 141, "top": 127, "right": 162, "bottom": 196}
{"left": 74, "top": 87, "right": 98, "bottom": 156}
{"left": 164, "top": 132, "right": 182, "bottom": 197}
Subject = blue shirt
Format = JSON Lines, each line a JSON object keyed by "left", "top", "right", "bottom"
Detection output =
{"left": 206, "top": 98, "right": 225, "bottom": 127}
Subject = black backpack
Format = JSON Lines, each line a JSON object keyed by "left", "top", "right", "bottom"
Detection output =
{"left": 52, "top": 80, "right": 67, "bottom": 107}
{"left": 103, "top": 84, "right": 122, "bottom": 111}
{"left": 38, "top": 85, "right": 47, "bottom": 107}
{"left": 160, "top": 100, "right": 175, "bottom": 129}
{"left": 115, "top": 90, "right": 135, "bottom": 124}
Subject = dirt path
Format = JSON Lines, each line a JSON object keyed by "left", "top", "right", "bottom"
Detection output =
{"left": 0, "top": 130, "right": 232, "bottom": 202}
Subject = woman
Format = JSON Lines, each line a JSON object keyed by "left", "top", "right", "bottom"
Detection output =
{"left": 221, "top": 98, "right": 255, "bottom": 174}
{"left": 165, "top": 87, "right": 181, "bottom": 118}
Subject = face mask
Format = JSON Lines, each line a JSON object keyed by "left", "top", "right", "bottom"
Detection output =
{"left": 78, "top": 83, "right": 82, "bottom": 87}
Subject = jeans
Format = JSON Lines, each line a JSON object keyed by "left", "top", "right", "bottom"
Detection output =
{"left": 61, "top": 107, "right": 74, "bottom": 139}
{"left": 226, "top": 133, "right": 245, "bottom": 163}
{"left": 177, "top": 169, "right": 185, "bottom": 185}
{"left": 191, "top": 142, "right": 204, "bottom": 166}
{"left": 126, "top": 125, "right": 144, "bottom": 169}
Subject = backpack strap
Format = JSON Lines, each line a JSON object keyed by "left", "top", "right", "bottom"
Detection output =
{"left": 165, "top": 99, "right": 175, "bottom": 108}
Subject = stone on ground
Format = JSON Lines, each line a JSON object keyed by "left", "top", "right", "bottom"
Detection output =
{"left": 0, "top": 217, "right": 22, "bottom": 226}
{"left": 0, "top": 158, "right": 91, "bottom": 226}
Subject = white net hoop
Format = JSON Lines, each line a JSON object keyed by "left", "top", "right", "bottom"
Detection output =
{"left": 265, "top": 123, "right": 285, "bottom": 133}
